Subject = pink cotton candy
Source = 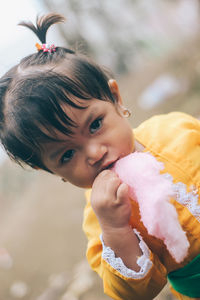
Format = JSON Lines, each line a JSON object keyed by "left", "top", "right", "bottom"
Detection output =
{"left": 113, "top": 152, "right": 189, "bottom": 263}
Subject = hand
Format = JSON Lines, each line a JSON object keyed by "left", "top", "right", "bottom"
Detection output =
{"left": 91, "top": 170, "right": 131, "bottom": 232}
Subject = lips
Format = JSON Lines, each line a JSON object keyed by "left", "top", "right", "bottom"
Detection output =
{"left": 101, "top": 159, "right": 118, "bottom": 172}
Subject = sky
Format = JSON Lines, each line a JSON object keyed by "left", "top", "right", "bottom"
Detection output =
{"left": 0, "top": 0, "right": 43, "bottom": 75}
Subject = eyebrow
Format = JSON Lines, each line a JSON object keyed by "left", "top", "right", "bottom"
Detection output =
{"left": 83, "top": 108, "right": 97, "bottom": 130}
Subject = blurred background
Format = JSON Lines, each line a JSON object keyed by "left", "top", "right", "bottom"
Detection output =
{"left": 0, "top": 0, "right": 200, "bottom": 299}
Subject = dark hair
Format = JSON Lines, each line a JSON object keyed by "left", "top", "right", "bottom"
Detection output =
{"left": 0, "top": 13, "right": 115, "bottom": 172}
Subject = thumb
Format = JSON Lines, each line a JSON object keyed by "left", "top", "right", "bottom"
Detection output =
{"left": 117, "top": 183, "right": 129, "bottom": 203}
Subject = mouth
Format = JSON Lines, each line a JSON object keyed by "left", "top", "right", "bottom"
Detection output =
{"left": 101, "top": 160, "right": 118, "bottom": 172}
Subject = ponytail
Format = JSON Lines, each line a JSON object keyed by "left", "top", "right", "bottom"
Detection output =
{"left": 19, "top": 13, "right": 65, "bottom": 45}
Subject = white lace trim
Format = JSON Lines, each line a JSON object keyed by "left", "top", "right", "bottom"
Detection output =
{"left": 100, "top": 229, "right": 153, "bottom": 279}
{"left": 163, "top": 173, "right": 200, "bottom": 222}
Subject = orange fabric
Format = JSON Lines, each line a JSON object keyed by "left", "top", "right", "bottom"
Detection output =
{"left": 82, "top": 112, "right": 200, "bottom": 300}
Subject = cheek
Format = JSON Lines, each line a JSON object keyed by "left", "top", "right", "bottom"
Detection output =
{"left": 123, "top": 130, "right": 134, "bottom": 152}
{"left": 67, "top": 164, "right": 93, "bottom": 188}
{"left": 70, "top": 175, "right": 93, "bottom": 189}
{"left": 115, "top": 122, "right": 134, "bottom": 151}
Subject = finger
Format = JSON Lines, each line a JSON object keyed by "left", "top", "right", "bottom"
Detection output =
{"left": 100, "top": 171, "right": 121, "bottom": 198}
{"left": 105, "top": 175, "right": 121, "bottom": 197}
{"left": 97, "top": 169, "right": 118, "bottom": 180}
{"left": 92, "top": 170, "right": 120, "bottom": 200}
{"left": 116, "top": 183, "right": 129, "bottom": 203}
{"left": 93, "top": 170, "right": 117, "bottom": 192}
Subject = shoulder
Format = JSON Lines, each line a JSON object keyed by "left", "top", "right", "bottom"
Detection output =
{"left": 134, "top": 112, "right": 200, "bottom": 185}
{"left": 134, "top": 112, "right": 200, "bottom": 151}
{"left": 134, "top": 111, "right": 199, "bottom": 135}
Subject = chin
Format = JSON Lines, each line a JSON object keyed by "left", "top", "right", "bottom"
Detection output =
{"left": 73, "top": 180, "right": 93, "bottom": 189}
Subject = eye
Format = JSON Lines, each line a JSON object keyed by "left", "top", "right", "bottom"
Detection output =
{"left": 61, "top": 149, "right": 75, "bottom": 164}
{"left": 90, "top": 117, "right": 103, "bottom": 134}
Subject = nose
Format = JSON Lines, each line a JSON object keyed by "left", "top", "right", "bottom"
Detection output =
{"left": 86, "top": 141, "right": 107, "bottom": 166}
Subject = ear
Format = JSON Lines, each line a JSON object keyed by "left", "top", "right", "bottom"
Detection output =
{"left": 108, "top": 79, "right": 123, "bottom": 105}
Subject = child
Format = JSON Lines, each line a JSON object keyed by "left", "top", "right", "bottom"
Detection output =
{"left": 0, "top": 13, "right": 199, "bottom": 300}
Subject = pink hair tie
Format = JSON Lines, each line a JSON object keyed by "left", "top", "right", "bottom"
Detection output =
{"left": 35, "top": 43, "right": 56, "bottom": 53}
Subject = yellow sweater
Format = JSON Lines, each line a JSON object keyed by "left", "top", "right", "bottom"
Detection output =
{"left": 82, "top": 112, "right": 200, "bottom": 300}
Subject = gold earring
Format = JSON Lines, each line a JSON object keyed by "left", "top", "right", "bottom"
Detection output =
{"left": 61, "top": 178, "right": 67, "bottom": 182}
{"left": 122, "top": 107, "right": 132, "bottom": 118}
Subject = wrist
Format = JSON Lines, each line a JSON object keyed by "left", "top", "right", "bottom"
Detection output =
{"left": 101, "top": 224, "right": 133, "bottom": 238}
{"left": 102, "top": 225, "right": 140, "bottom": 253}
{"left": 101, "top": 226, "right": 142, "bottom": 271}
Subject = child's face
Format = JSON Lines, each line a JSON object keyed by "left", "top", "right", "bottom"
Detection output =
{"left": 41, "top": 80, "right": 134, "bottom": 188}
